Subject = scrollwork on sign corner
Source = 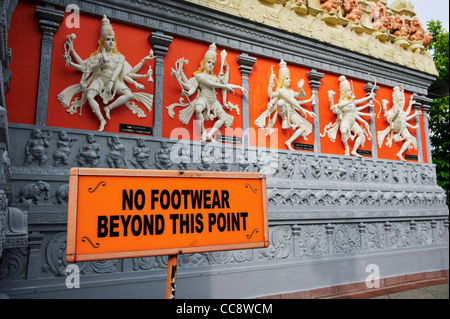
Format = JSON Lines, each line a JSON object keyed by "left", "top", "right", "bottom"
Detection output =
{"left": 88, "top": 181, "right": 107, "bottom": 193}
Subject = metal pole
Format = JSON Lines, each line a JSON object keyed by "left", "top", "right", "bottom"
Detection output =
{"left": 166, "top": 255, "right": 178, "bottom": 299}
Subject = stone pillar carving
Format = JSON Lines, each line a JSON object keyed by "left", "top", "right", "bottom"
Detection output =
{"left": 236, "top": 53, "right": 257, "bottom": 149}
{"left": 148, "top": 32, "right": 173, "bottom": 138}
{"left": 0, "top": 55, "right": 12, "bottom": 110}
{"left": 430, "top": 220, "right": 438, "bottom": 244}
{"left": 407, "top": 93, "right": 423, "bottom": 163}
{"left": 0, "top": 190, "right": 7, "bottom": 259}
{"left": 1, "top": 0, "right": 16, "bottom": 109}
{"left": 35, "top": 5, "right": 64, "bottom": 126}
{"left": 307, "top": 69, "right": 324, "bottom": 153}
{"left": 414, "top": 95, "right": 433, "bottom": 163}
{"left": 359, "top": 223, "right": 367, "bottom": 251}
{"left": 363, "top": 82, "right": 379, "bottom": 159}
{"left": 325, "top": 223, "right": 334, "bottom": 254}
{"left": 292, "top": 224, "right": 301, "bottom": 257}
{"left": 444, "top": 220, "right": 449, "bottom": 243}
{"left": 384, "top": 222, "right": 392, "bottom": 249}
{"left": 27, "top": 232, "right": 44, "bottom": 279}
{"left": 409, "top": 221, "right": 418, "bottom": 246}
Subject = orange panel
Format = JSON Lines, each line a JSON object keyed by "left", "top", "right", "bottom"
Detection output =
{"left": 5, "top": 1, "right": 41, "bottom": 124}
{"left": 420, "top": 111, "right": 428, "bottom": 163}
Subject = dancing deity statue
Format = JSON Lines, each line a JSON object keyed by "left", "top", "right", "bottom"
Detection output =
{"left": 321, "top": 76, "right": 375, "bottom": 157}
{"left": 58, "top": 15, "right": 155, "bottom": 131}
{"left": 254, "top": 60, "right": 316, "bottom": 151}
{"left": 167, "top": 43, "right": 247, "bottom": 142}
{"left": 377, "top": 85, "right": 421, "bottom": 161}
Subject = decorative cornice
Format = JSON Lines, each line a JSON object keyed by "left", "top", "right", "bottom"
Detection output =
{"left": 36, "top": 5, "right": 64, "bottom": 35}
{"left": 414, "top": 95, "right": 434, "bottom": 112}
{"left": 236, "top": 53, "right": 257, "bottom": 75}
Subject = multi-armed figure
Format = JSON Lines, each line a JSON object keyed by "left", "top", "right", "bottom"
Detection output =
{"left": 377, "top": 85, "right": 421, "bottom": 161}
{"left": 58, "top": 15, "right": 155, "bottom": 131}
{"left": 167, "top": 43, "right": 247, "bottom": 142}
{"left": 322, "top": 75, "right": 375, "bottom": 157}
{"left": 254, "top": 60, "right": 316, "bottom": 151}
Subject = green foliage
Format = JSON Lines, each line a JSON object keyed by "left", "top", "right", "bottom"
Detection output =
{"left": 426, "top": 20, "right": 449, "bottom": 202}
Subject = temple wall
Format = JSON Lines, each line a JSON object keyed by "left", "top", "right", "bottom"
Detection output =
{"left": 0, "top": 0, "right": 448, "bottom": 299}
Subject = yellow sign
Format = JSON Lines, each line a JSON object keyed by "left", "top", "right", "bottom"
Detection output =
{"left": 66, "top": 168, "right": 269, "bottom": 262}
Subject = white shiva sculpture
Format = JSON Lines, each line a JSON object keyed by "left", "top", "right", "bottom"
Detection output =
{"left": 58, "top": 15, "right": 155, "bottom": 131}
{"left": 322, "top": 75, "right": 375, "bottom": 157}
{"left": 377, "top": 85, "right": 421, "bottom": 161}
{"left": 254, "top": 60, "right": 316, "bottom": 151}
{"left": 167, "top": 43, "right": 248, "bottom": 142}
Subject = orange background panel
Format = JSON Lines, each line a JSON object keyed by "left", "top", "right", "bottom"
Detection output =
{"left": 420, "top": 112, "right": 428, "bottom": 163}
{"left": 249, "top": 58, "right": 315, "bottom": 151}
{"left": 5, "top": 1, "right": 41, "bottom": 124}
{"left": 162, "top": 38, "right": 243, "bottom": 141}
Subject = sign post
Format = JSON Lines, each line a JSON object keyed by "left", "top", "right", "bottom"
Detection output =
{"left": 67, "top": 168, "right": 269, "bottom": 298}
{"left": 166, "top": 255, "right": 178, "bottom": 299}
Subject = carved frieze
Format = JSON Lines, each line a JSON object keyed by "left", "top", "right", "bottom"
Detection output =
{"left": 1, "top": 217, "right": 441, "bottom": 283}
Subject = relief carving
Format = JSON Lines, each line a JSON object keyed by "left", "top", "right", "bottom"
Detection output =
{"left": 130, "top": 139, "right": 151, "bottom": 169}
{"left": 333, "top": 223, "right": 360, "bottom": 254}
{"left": 53, "top": 131, "right": 77, "bottom": 167}
{"left": 167, "top": 43, "right": 247, "bottom": 142}
{"left": 106, "top": 136, "right": 126, "bottom": 168}
{"left": 254, "top": 60, "right": 315, "bottom": 151}
{"left": 76, "top": 134, "right": 101, "bottom": 167}
{"left": 322, "top": 75, "right": 375, "bottom": 157}
{"left": 23, "top": 129, "right": 52, "bottom": 166}
{"left": 17, "top": 181, "right": 50, "bottom": 204}
{"left": 297, "top": 224, "right": 328, "bottom": 256}
{"left": 58, "top": 15, "right": 155, "bottom": 131}
{"left": 377, "top": 85, "right": 421, "bottom": 161}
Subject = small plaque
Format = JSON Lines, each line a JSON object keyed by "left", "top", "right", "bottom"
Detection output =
{"left": 293, "top": 143, "right": 314, "bottom": 151}
{"left": 119, "top": 124, "right": 153, "bottom": 136}
{"left": 356, "top": 150, "right": 372, "bottom": 157}
{"left": 405, "top": 154, "right": 419, "bottom": 161}
{"left": 216, "top": 135, "right": 242, "bottom": 144}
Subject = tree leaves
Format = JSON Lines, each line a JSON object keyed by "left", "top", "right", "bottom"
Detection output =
{"left": 426, "top": 20, "right": 449, "bottom": 203}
